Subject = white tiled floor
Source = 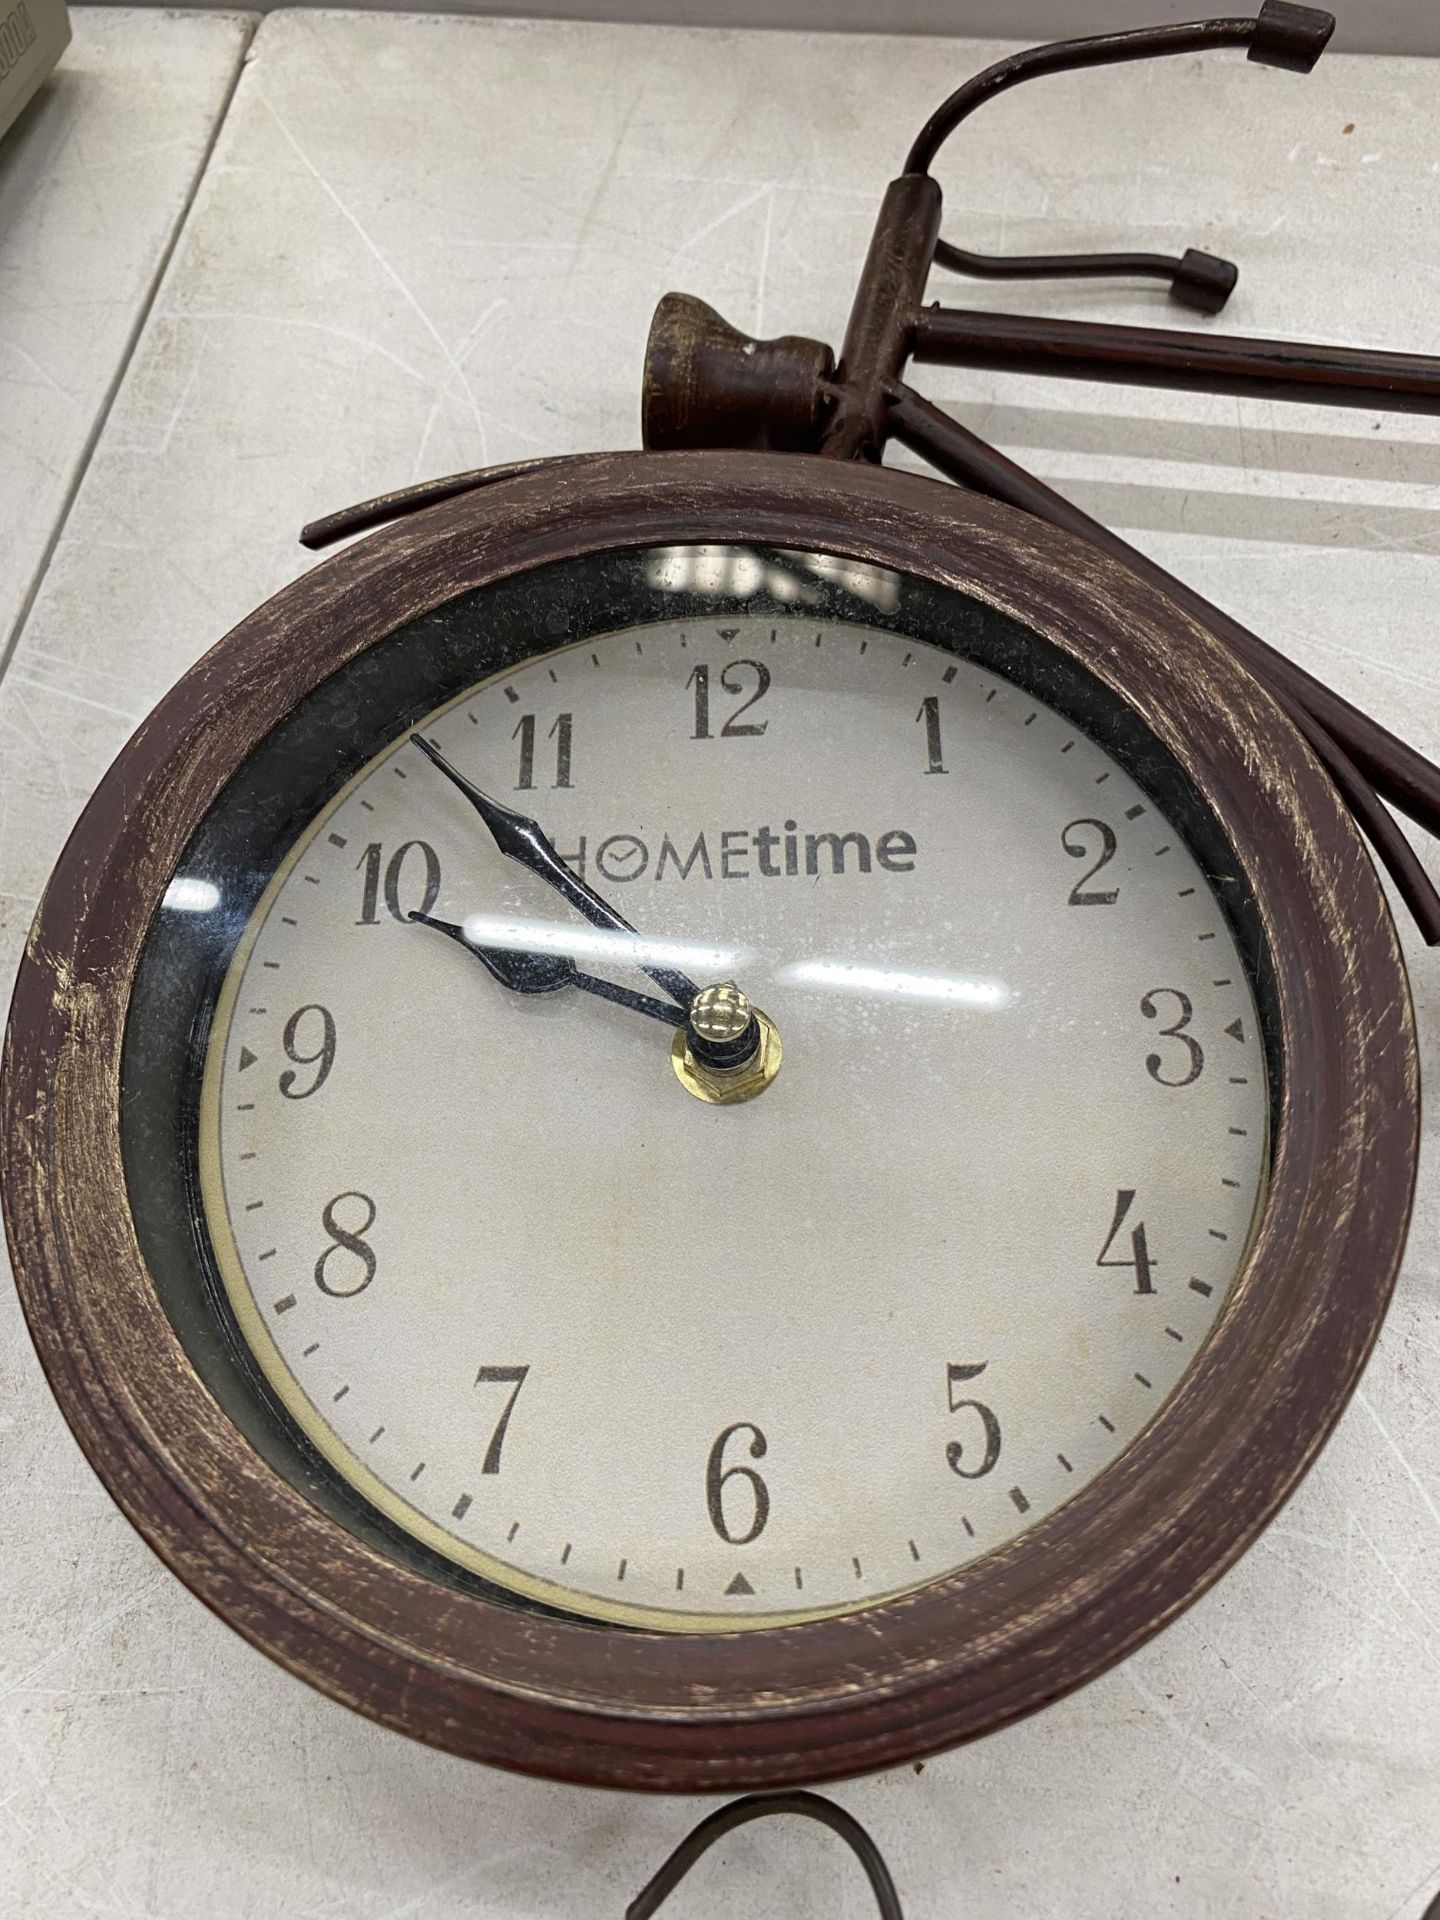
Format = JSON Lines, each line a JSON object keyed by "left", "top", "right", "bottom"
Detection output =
{"left": 0, "top": 8, "right": 255, "bottom": 661}
{"left": 3, "top": 12, "right": 1440, "bottom": 1917}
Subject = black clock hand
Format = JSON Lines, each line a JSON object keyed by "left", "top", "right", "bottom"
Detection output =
{"left": 410, "top": 733, "right": 700, "bottom": 1009}
{"left": 408, "top": 910, "right": 685, "bottom": 1029}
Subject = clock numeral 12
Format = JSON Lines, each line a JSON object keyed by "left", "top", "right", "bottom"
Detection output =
{"left": 513, "top": 713, "right": 573, "bottom": 790}
{"left": 688, "top": 661, "right": 770, "bottom": 739}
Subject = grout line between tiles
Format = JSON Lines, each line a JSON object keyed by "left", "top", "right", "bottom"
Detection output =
{"left": 0, "top": 14, "right": 263, "bottom": 690}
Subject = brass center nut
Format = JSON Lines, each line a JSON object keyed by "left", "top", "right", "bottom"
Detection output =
{"left": 671, "top": 1004, "right": 782, "bottom": 1105}
{"left": 688, "top": 981, "right": 753, "bottom": 1045}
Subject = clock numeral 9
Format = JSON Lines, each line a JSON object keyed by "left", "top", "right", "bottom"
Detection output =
{"left": 705, "top": 1421, "right": 770, "bottom": 1544}
{"left": 474, "top": 1365, "right": 530, "bottom": 1474}
{"left": 1062, "top": 818, "right": 1118, "bottom": 905}
{"left": 945, "top": 1363, "right": 1001, "bottom": 1478}
{"left": 688, "top": 661, "right": 770, "bottom": 739}
{"left": 279, "top": 1003, "right": 336, "bottom": 1099}
{"left": 1141, "top": 987, "right": 1204, "bottom": 1086}
{"left": 356, "top": 840, "right": 441, "bottom": 925}
{"left": 513, "top": 712, "right": 573, "bottom": 790}
{"left": 314, "top": 1191, "right": 377, "bottom": 1297}
{"left": 1097, "top": 1188, "right": 1157, "bottom": 1295}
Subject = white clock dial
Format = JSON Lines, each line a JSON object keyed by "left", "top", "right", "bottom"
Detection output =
{"left": 200, "top": 609, "right": 1266, "bottom": 1630}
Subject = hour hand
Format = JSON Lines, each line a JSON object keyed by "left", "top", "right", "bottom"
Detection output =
{"left": 408, "top": 911, "right": 685, "bottom": 1029}
{"left": 409, "top": 734, "right": 700, "bottom": 1009}
{"left": 410, "top": 913, "right": 575, "bottom": 994}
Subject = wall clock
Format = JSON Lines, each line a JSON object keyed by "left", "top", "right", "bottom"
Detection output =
{"left": 4, "top": 3, "right": 1439, "bottom": 1810}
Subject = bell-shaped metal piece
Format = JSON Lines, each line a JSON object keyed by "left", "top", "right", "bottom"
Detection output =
{"left": 642, "top": 293, "right": 834, "bottom": 454}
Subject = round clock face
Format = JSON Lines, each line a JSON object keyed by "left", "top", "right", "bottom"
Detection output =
{"left": 129, "top": 544, "right": 1268, "bottom": 1632}
{"left": 11, "top": 456, "right": 1413, "bottom": 1787}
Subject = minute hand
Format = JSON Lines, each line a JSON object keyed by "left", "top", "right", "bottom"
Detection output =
{"left": 410, "top": 734, "right": 701, "bottom": 1009}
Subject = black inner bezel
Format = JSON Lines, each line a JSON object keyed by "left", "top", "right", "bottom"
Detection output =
{"left": 120, "top": 542, "right": 1281, "bottom": 1620}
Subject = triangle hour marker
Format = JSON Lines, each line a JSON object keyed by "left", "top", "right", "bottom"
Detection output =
{"left": 724, "top": 1573, "right": 754, "bottom": 1596}
{"left": 238, "top": 1046, "right": 258, "bottom": 1071}
{"left": 1224, "top": 1019, "right": 1244, "bottom": 1042}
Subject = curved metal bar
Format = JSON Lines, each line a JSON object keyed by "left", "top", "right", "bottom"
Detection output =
{"left": 298, "top": 453, "right": 595, "bottom": 550}
{"left": 905, "top": 6, "right": 1333, "bottom": 310}
{"left": 625, "top": 1791, "right": 903, "bottom": 1920}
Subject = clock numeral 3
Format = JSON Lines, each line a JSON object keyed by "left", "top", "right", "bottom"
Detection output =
{"left": 279, "top": 1003, "right": 336, "bottom": 1100}
{"left": 474, "top": 1364, "right": 530, "bottom": 1474}
{"left": 1062, "top": 818, "right": 1118, "bottom": 905}
{"left": 513, "top": 712, "right": 573, "bottom": 790}
{"left": 945, "top": 1363, "right": 1001, "bottom": 1478}
{"left": 705, "top": 1421, "right": 770, "bottom": 1544}
{"left": 356, "top": 840, "right": 442, "bottom": 924}
{"left": 1097, "top": 1188, "right": 1157, "bottom": 1295}
{"left": 687, "top": 660, "right": 770, "bottom": 739}
{"left": 314, "top": 1191, "right": 378, "bottom": 1297}
{"left": 1141, "top": 988, "right": 1204, "bottom": 1086}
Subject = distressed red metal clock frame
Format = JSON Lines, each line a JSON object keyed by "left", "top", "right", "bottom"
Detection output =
{"left": 0, "top": 452, "right": 1418, "bottom": 1789}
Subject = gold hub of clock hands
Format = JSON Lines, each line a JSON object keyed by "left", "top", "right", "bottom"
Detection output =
{"left": 409, "top": 735, "right": 782, "bottom": 1104}
{"left": 671, "top": 984, "right": 782, "bottom": 1106}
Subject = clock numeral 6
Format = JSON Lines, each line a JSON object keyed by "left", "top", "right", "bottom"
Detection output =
{"left": 1062, "top": 818, "right": 1118, "bottom": 905}
{"left": 1097, "top": 1188, "right": 1157, "bottom": 1295}
{"left": 356, "top": 840, "right": 442, "bottom": 925}
{"left": 314, "top": 1190, "right": 377, "bottom": 1297}
{"left": 945, "top": 1363, "right": 1001, "bottom": 1478}
{"left": 279, "top": 1003, "right": 336, "bottom": 1100}
{"left": 474, "top": 1364, "right": 530, "bottom": 1474}
{"left": 705, "top": 1421, "right": 770, "bottom": 1544}
{"left": 1141, "top": 987, "right": 1204, "bottom": 1086}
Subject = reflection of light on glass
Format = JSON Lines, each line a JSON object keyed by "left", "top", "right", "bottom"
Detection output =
{"left": 786, "top": 552, "right": 900, "bottom": 612}
{"left": 645, "top": 547, "right": 766, "bottom": 599}
{"left": 163, "top": 877, "right": 221, "bottom": 914}
{"left": 779, "top": 959, "right": 1012, "bottom": 1009}
{"left": 642, "top": 545, "right": 899, "bottom": 612}
{"left": 462, "top": 913, "right": 747, "bottom": 975}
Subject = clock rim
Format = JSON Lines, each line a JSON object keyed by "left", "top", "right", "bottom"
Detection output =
{"left": 0, "top": 448, "right": 1418, "bottom": 1791}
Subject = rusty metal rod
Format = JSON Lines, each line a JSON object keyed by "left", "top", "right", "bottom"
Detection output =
{"left": 912, "top": 308, "right": 1440, "bottom": 415}
{"left": 885, "top": 380, "right": 1440, "bottom": 942}
{"left": 820, "top": 174, "right": 942, "bottom": 461}
{"left": 299, "top": 454, "right": 590, "bottom": 551}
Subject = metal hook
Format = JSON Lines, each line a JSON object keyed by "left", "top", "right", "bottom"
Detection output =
{"left": 624, "top": 1791, "right": 903, "bottom": 1919}
{"left": 905, "top": 4, "right": 1334, "bottom": 313}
